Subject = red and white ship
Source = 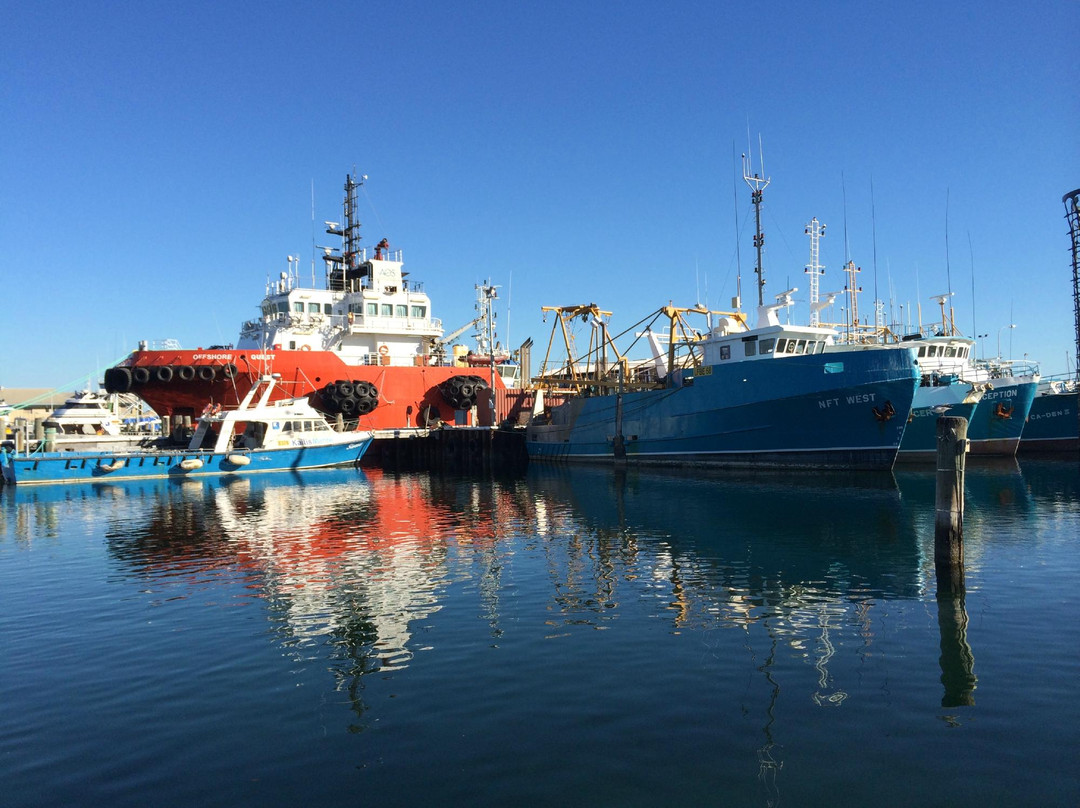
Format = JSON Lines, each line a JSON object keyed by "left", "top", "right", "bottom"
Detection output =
{"left": 104, "top": 174, "right": 512, "bottom": 429}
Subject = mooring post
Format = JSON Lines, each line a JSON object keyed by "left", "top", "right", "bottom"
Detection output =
{"left": 935, "top": 416, "right": 968, "bottom": 582}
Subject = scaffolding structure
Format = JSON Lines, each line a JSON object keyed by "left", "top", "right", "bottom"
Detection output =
{"left": 1065, "top": 188, "right": 1080, "bottom": 385}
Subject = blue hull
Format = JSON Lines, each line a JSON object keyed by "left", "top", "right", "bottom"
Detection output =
{"left": 896, "top": 385, "right": 982, "bottom": 461}
{"left": 2, "top": 438, "right": 372, "bottom": 486}
{"left": 967, "top": 379, "right": 1038, "bottom": 456}
{"left": 527, "top": 348, "right": 919, "bottom": 469}
{"left": 1019, "top": 391, "right": 1079, "bottom": 453}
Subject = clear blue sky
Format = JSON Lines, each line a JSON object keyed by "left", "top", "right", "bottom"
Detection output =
{"left": 3, "top": 1, "right": 1077, "bottom": 390}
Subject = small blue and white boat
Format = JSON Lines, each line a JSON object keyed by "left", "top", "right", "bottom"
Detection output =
{"left": 2, "top": 376, "right": 373, "bottom": 486}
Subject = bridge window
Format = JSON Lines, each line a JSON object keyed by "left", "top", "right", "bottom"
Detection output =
{"left": 293, "top": 302, "right": 304, "bottom": 314}
{"left": 308, "top": 303, "right": 320, "bottom": 314}
{"left": 381, "top": 304, "right": 393, "bottom": 317}
{"left": 759, "top": 338, "right": 776, "bottom": 354}
{"left": 744, "top": 341, "right": 757, "bottom": 357}
{"left": 395, "top": 304, "right": 407, "bottom": 317}
{"left": 366, "top": 303, "right": 377, "bottom": 316}
{"left": 411, "top": 305, "right": 426, "bottom": 318}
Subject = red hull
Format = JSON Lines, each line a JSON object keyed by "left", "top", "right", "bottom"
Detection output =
{"left": 109, "top": 349, "right": 506, "bottom": 428}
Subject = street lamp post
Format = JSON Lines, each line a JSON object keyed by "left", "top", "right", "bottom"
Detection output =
{"left": 997, "top": 324, "right": 1016, "bottom": 359}
{"left": 977, "top": 333, "right": 988, "bottom": 361}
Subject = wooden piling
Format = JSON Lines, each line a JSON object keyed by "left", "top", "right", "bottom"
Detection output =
{"left": 935, "top": 416, "right": 968, "bottom": 583}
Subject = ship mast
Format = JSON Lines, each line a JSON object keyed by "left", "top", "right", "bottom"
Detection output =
{"left": 804, "top": 218, "right": 826, "bottom": 326}
{"left": 742, "top": 150, "right": 770, "bottom": 307}
{"left": 322, "top": 173, "right": 366, "bottom": 292}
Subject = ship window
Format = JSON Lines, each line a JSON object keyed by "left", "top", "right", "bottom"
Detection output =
{"left": 775, "top": 339, "right": 787, "bottom": 353}
{"left": 944, "top": 346, "right": 955, "bottom": 357}
{"left": 276, "top": 302, "right": 288, "bottom": 314}
{"left": 395, "top": 304, "right": 407, "bottom": 317}
{"left": 744, "top": 341, "right": 756, "bottom": 357}
{"left": 324, "top": 304, "right": 332, "bottom": 315}
{"left": 289, "top": 341, "right": 296, "bottom": 350}
{"left": 366, "top": 303, "right": 377, "bottom": 316}
{"left": 759, "top": 338, "right": 775, "bottom": 354}
{"left": 293, "top": 302, "right": 304, "bottom": 314}
{"left": 411, "top": 305, "right": 426, "bottom": 318}
{"left": 917, "top": 346, "right": 927, "bottom": 357}
{"left": 381, "top": 304, "right": 393, "bottom": 317}
{"left": 927, "top": 345, "right": 938, "bottom": 357}
{"left": 720, "top": 344, "right": 731, "bottom": 360}
{"left": 959, "top": 347, "right": 968, "bottom": 358}
{"left": 785, "top": 340, "right": 797, "bottom": 354}
{"left": 308, "top": 303, "right": 320, "bottom": 314}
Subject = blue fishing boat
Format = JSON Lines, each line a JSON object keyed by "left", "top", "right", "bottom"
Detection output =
{"left": 525, "top": 298, "right": 919, "bottom": 469}
{"left": 525, "top": 157, "right": 923, "bottom": 470}
{"left": 819, "top": 279, "right": 1036, "bottom": 458}
{"left": 2, "top": 376, "right": 373, "bottom": 486}
{"left": 1019, "top": 377, "right": 1079, "bottom": 454}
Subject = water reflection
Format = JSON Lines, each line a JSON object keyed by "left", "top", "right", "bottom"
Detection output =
{"left": 4, "top": 458, "right": 1076, "bottom": 804}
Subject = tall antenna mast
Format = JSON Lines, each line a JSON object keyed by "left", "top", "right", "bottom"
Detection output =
{"left": 804, "top": 218, "right": 826, "bottom": 325}
{"left": 732, "top": 142, "right": 743, "bottom": 310}
{"left": 742, "top": 146, "right": 770, "bottom": 307}
{"left": 945, "top": 188, "right": 956, "bottom": 332}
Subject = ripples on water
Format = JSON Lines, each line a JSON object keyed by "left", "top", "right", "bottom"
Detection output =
{"left": 1, "top": 460, "right": 1078, "bottom": 807}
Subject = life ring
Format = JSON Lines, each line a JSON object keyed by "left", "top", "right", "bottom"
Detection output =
{"left": 300, "top": 345, "right": 311, "bottom": 351}
{"left": 378, "top": 345, "right": 389, "bottom": 356}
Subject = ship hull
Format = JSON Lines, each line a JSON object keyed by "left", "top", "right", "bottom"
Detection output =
{"left": 1019, "top": 390, "right": 1079, "bottom": 454}
{"left": 895, "top": 384, "right": 982, "bottom": 462}
{"left": 966, "top": 378, "right": 1038, "bottom": 456}
{"left": 2, "top": 438, "right": 372, "bottom": 487}
{"left": 526, "top": 348, "right": 919, "bottom": 470}
{"left": 106, "top": 349, "right": 504, "bottom": 428}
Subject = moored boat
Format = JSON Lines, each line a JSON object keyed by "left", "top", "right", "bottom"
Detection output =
{"left": 39, "top": 389, "right": 159, "bottom": 452}
{"left": 1018, "top": 376, "right": 1079, "bottom": 454}
{"left": 102, "top": 173, "right": 506, "bottom": 431}
{"left": 2, "top": 376, "right": 372, "bottom": 486}
{"left": 526, "top": 157, "right": 919, "bottom": 470}
{"left": 525, "top": 300, "right": 919, "bottom": 469}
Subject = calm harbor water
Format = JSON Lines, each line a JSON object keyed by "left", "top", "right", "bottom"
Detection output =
{"left": 1, "top": 459, "right": 1078, "bottom": 807}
